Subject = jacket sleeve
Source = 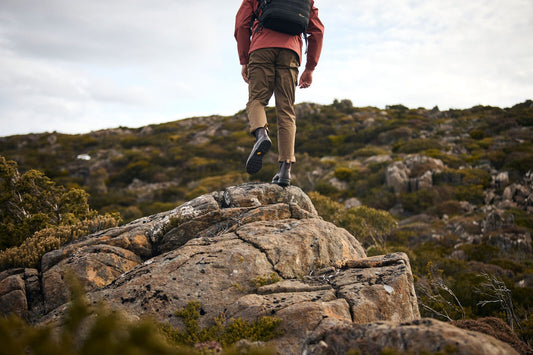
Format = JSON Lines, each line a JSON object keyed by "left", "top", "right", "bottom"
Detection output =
{"left": 234, "top": 0, "right": 255, "bottom": 65}
{"left": 305, "top": 1, "right": 324, "bottom": 71}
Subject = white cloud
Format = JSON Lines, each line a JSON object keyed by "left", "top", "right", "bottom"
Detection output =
{"left": 0, "top": 0, "right": 532, "bottom": 136}
{"left": 313, "top": 0, "right": 533, "bottom": 109}
{"left": 0, "top": 0, "right": 245, "bottom": 135}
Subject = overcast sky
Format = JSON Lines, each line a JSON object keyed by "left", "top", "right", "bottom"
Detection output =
{"left": 1, "top": 0, "right": 532, "bottom": 137}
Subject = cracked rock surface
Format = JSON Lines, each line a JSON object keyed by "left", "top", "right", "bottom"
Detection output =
{"left": 302, "top": 318, "right": 518, "bottom": 355}
{"left": 4, "top": 183, "right": 514, "bottom": 354}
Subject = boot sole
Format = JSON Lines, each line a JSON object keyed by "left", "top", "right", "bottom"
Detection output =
{"left": 246, "top": 139, "right": 271, "bottom": 174}
{"left": 276, "top": 178, "right": 290, "bottom": 187}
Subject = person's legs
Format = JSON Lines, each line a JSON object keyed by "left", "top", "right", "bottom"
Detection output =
{"left": 273, "top": 49, "right": 299, "bottom": 163}
{"left": 245, "top": 49, "right": 277, "bottom": 174}
{"left": 246, "top": 49, "right": 277, "bottom": 134}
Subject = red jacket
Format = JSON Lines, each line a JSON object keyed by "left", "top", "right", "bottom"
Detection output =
{"left": 234, "top": 0, "right": 324, "bottom": 71}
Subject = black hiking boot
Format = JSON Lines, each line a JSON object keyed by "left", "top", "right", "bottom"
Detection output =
{"left": 272, "top": 161, "right": 291, "bottom": 187}
{"left": 246, "top": 127, "right": 271, "bottom": 175}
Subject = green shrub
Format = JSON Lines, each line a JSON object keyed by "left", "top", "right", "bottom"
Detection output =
{"left": 432, "top": 168, "right": 490, "bottom": 206}
{"left": 116, "top": 159, "right": 158, "bottom": 183}
{"left": 351, "top": 146, "right": 388, "bottom": 157}
{"left": 163, "top": 301, "right": 282, "bottom": 348}
{"left": 460, "top": 243, "right": 499, "bottom": 263}
{"left": 363, "top": 187, "right": 396, "bottom": 211}
{"left": 314, "top": 181, "right": 339, "bottom": 196}
{"left": 0, "top": 156, "right": 106, "bottom": 251}
{"left": 433, "top": 200, "right": 464, "bottom": 217}
{"left": 328, "top": 134, "right": 346, "bottom": 146}
{"left": 504, "top": 151, "right": 533, "bottom": 175}
{"left": 455, "top": 185, "right": 485, "bottom": 205}
{"left": 469, "top": 129, "right": 485, "bottom": 139}
{"left": 505, "top": 208, "right": 533, "bottom": 232}
{"left": 399, "top": 189, "right": 439, "bottom": 214}
{"left": 334, "top": 167, "right": 353, "bottom": 181}
{"left": 393, "top": 138, "right": 443, "bottom": 154}
{"left": 0, "top": 214, "right": 120, "bottom": 270}
{"left": 310, "top": 192, "right": 397, "bottom": 248}
{"left": 0, "top": 156, "right": 122, "bottom": 270}
{"left": 460, "top": 169, "right": 491, "bottom": 188}
{"left": 433, "top": 170, "right": 463, "bottom": 186}
{"left": 250, "top": 272, "right": 281, "bottom": 288}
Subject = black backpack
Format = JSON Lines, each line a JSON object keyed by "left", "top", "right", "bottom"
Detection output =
{"left": 254, "top": 0, "right": 311, "bottom": 36}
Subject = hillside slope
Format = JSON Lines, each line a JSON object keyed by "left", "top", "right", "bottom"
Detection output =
{"left": 1, "top": 99, "right": 533, "bottom": 348}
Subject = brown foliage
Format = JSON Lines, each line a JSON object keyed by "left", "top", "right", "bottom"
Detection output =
{"left": 452, "top": 317, "right": 532, "bottom": 354}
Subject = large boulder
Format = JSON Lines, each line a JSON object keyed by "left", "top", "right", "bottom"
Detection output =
{"left": 332, "top": 253, "right": 420, "bottom": 324}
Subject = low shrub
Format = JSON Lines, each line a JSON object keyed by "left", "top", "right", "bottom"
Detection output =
{"left": 250, "top": 272, "right": 281, "bottom": 288}
{"left": 310, "top": 192, "right": 397, "bottom": 249}
{"left": 0, "top": 213, "right": 120, "bottom": 270}
{"left": 393, "top": 138, "right": 443, "bottom": 154}
{"left": 162, "top": 300, "right": 282, "bottom": 348}
{"left": 334, "top": 167, "right": 353, "bottom": 181}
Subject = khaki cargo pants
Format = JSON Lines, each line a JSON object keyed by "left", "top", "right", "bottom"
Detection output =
{"left": 246, "top": 48, "right": 299, "bottom": 163}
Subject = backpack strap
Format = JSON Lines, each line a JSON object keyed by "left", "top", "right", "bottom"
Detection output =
{"left": 251, "top": 0, "right": 267, "bottom": 34}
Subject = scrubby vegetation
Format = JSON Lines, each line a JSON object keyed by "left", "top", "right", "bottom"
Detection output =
{"left": 0, "top": 157, "right": 121, "bottom": 270}
{"left": 1, "top": 99, "right": 532, "bottom": 348}
{"left": 250, "top": 272, "right": 282, "bottom": 288}
{"left": 160, "top": 300, "right": 281, "bottom": 349}
{"left": 309, "top": 192, "right": 397, "bottom": 252}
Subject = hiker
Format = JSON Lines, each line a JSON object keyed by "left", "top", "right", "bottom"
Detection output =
{"left": 235, "top": 0, "right": 324, "bottom": 186}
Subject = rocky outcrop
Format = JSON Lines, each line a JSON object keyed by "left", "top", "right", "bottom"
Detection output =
{"left": 302, "top": 318, "right": 518, "bottom": 355}
{"left": 0, "top": 183, "right": 516, "bottom": 354}
{"left": 494, "top": 170, "right": 533, "bottom": 212}
{"left": 0, "top": 268, "right": 43, "bottom": 319}
{"left": 386, "top": 161, "right": 410, "bottom": 194}
{"left": 386, "top": 155, "right": 444, "bottom": 194}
